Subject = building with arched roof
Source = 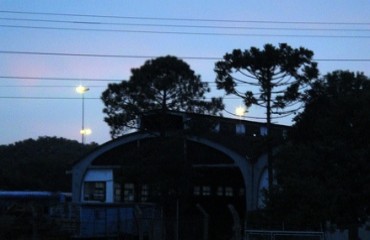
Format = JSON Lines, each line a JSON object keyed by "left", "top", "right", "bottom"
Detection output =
{"left": 71, "top": 111, "right": 289, "bottom": 239}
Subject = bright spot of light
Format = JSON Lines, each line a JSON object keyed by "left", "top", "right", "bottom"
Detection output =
{"left": 75, "top": 85, "right": 89, "bottom": 94}
{"left": 80, "top": 128, "right": 92, "bottom": 135}
{"left": 235, "top": 105, "right": 246, "bottom": 117}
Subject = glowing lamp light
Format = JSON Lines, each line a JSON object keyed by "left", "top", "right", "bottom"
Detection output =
{"left": 235, "top": 105, "right": 246, "bottom": 117}
{"left": 80, "top": 128, "right": 92, "bottom": 135}
{"left": 75, "top": 85, "right": 89, "bottom": 94}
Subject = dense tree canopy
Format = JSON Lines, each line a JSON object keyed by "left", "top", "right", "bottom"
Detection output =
{"left": 215, "top": 43, "right": 318, "bottom": 116}
{"left": 215, "top": 43, "right": 318, "bottom": 189}
{"left": 0, "top": 137, "right": 97, "bottom": 191}
{"left": 102, "top": 55, "right": 224, "bottom": 138}
{"left": 271, "top": 71, "right": 370, "bottom": 237}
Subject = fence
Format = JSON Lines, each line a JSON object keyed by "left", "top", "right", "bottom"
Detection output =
{"left": 245, "top": 229, "right": 324, "bottom": 240}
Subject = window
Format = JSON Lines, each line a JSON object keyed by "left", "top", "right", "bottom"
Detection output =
{"left": 258, "top": 169, "right": 269, "bottom": 209}
{"left": 194, "top": 186, "right": 211, "bottom": 196}
{"left": 84, "top": 181, "right": 106, "bottom": 202}
{"left": 235, "top": 123, "right": 246, "bottom": 135}
{"left": 202, "top": 186, "right": 211, "bottom": 196}
{"left": 260, "top": 126, "right": 268, "bottom": 136}
{"left": 140, "top": 185, "right": 149, "bottom": 202}
{"left": 225, "top": 187, "right": 234, "bottom": 197}
{"left": 124, "top": 183, "right": 135, "bottom": 202}
{"left": 282, "top": 129, "right": 288, "bottom": 139}
{"left": 212, "top": 123, "right": 220, "bottom": 133}
{"left": 216, "top": 186, "right": 224, "bottom": 196}
{"left": 114, "top": 183, "right": 121, "bottom": 202}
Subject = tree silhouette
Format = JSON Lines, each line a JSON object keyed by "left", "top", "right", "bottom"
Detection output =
{"left": 102, "top": 55, "right": 224, "bottom": 138}
{"left": 215, "top": 43, "right": 318, "bottom": 192}
{"left": 0, "top": 136, "right": 97, "bottom": 191}
{"left": 272, "top": 71, "right": 370, "bottom": 238}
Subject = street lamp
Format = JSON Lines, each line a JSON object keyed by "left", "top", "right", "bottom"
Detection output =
{"left": 235, "top": 105, "right": 247, "bottom": 118}
{"left": 76, "top": 84, "right": 90, "bottom": 144}
{"left": 80, "top": 128, "right": 92, "bottom": 136}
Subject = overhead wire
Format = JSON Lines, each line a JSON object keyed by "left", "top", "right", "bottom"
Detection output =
{"left": 1, "top": 24, "right": 368, "bottom": 38}
{"left": 0, "top": 17, "right": 368, "bottom": 32}
{"left": 0, "top": 85, "right": 107, "bottom": 88}
{"left": 0, "top": 76, "right": 122, "bottom": 82}
{"left": 0, "top": 96, "right": 98, "bottom": 100}
{"left": 0, "top": 51, "right": 369, "bottom": 62}
{"left": 1, "top": 10, "right": 368, "bottom": 38}
{"left": 0, "top": 95, "right": 242, "bottom": 101}
{"left": 1, "top": 10, "right": 369, "bottom": 25}
{"left": 0, "top": 10, "right": 368, "bottom": 118}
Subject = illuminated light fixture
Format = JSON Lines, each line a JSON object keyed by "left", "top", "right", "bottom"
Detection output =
{"left": 235, "top": 105, "right": 246, "bottom": 117}
{"left": 80, "top": 128, "right": 92, "bottom": 135}
{"left": 75, "top": 84, "right": 89, "bottom": 94}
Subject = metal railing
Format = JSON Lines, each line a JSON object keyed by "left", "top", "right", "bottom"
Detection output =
{"left": 245, "top": 229, "right": 325, "bottom": 240}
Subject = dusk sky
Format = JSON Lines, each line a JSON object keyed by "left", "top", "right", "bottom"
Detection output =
{"left": 1, "top": 1, "right": 369, "bottom": 145}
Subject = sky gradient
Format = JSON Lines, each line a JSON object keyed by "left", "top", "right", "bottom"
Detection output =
{"left": 0, "top": 0, "right": 369, "bottom": 145}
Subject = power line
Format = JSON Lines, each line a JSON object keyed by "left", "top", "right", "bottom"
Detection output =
{"left": 0, "top": 96, "right": 99, "bottom": 100}
{"left": 0, "top": 50, "right": 215, "bottom": 60}
{"left": 0, "top": 76, "right": 121, "bottom": 82}
{"left": 1, "top": 17, "right": 368, "bottom": 32}
{"left": 312, "top": 59, "right": 370, "bottom": 62}
{"left": 0, "top": 83, "right": 228, "bottom": 88}
{"left": 1, "top": 24, "right": 369, "bottom": 38}
{"left": 0, "top": 49, "right": 172, "bottom": 59}
{"left": 0, "top": 85, "right": 107, "bottom": 88}
{"left": 0, "top": 76, "right": 255, "bottom": 86}
{"left": 223, "top": 108, "right": 293, "bottom": 120}
{"left": 0, "top": 95, "right": 242, "bottom": 100}
{"left": 1, "top": 10, "right": 369, "bottom": 25}
{"left": 1, "top": 51, "right": 369, "bottom": 62}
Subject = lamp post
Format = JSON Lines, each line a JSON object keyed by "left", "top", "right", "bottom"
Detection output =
{"left": 76, "top": 84, "right": 91, "bottom": 144}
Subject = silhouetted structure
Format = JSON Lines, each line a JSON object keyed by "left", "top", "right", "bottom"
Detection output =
{"left": 71, "top": 111, "right": 289, "bottom": 239}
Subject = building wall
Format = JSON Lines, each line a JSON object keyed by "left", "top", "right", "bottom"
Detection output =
{"left": 72, "top": 132, "right": 269, "bottom": 212}
{"left": 70, "top": 112, "right": 289, "bottom": 239}
{"left": 82, "top": 169, "right": 114, "bottom": 203}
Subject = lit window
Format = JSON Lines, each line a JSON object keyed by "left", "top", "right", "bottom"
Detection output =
{"left": 202, "top": 186, "right": 211, "bottom": 196}
{"left": 84, "top": 181, "right": 106, "bottom": 202}
{"left": 124, "top": 183, "right": 135, "bottom": 202}
{"left": 193, "top": 186, "right": 201, "bottom": 196}
{"left": 225, "top": 187, "right": 233, "bottom": 197}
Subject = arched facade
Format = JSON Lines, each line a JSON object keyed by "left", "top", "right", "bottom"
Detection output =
{"left": 72, "top": 132, "right": 268, "bottom": 211}
{"left": 70, "top": 111, "right": 288, "bottom": 239}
